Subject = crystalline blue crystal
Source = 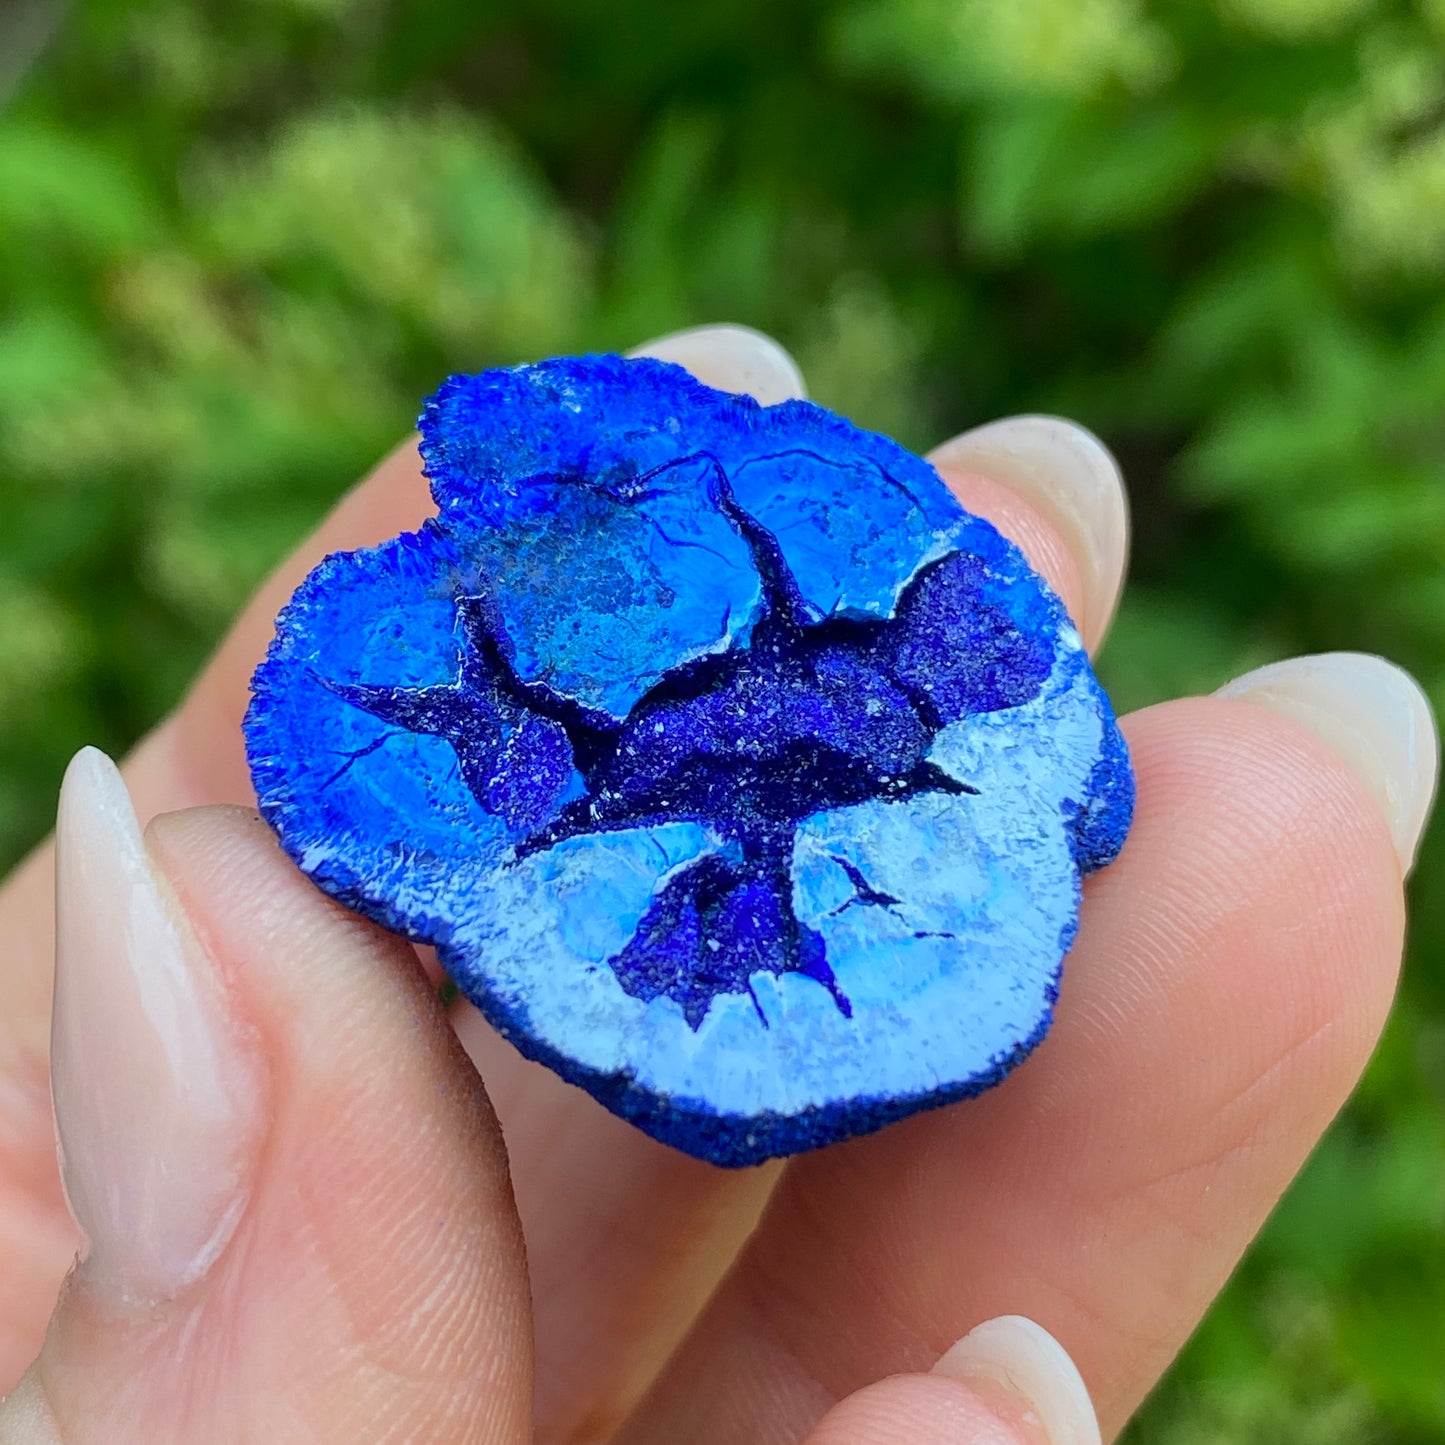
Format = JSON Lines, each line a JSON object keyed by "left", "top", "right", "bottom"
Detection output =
{"left": 244, "top": 354, "right": 1134, "bottom": 1166}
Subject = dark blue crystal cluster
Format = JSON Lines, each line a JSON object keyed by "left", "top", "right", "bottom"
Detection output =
{"left": 245, "top": 355, "right": 1133, "bottom": 1166}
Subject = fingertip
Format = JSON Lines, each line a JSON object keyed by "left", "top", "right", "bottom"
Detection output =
{"left": 934, "top": 1316, "right": 1100, "bottom": 1445}
{"left": 1217, "top": 651, "right": 1439, "bottom": 874}
{"left": 1120, "top": 691, "right": 1406, "bottom": 907}
{"left": 145, "top": 799, "right": 271, "bottom": 855}
{"left": 930, "top": 416, "right": 1127, "bottom": 651}
{"left": 1111, "top": 692, "right": 1407, "bottom": 1026}
{"left": 798, "top": 1315, "right": 1099, "bottom": 1445}
{"left": 74, "top": 801, "right": 535, "bottom": 1438}
{"left": 145, "top": 803, "right": 425, "bottom": 1005}
{"left": 800, "top": 1371, "right": 1048, "bottom": 1445}
{"left": 144, "top": 806, "right": 502, "bottom": 1188}
{"left": 53, "top": 770, "right": 265, "bottom": 1309}
{"left": 629, "top": 323, "right": 807, "bottom": 405}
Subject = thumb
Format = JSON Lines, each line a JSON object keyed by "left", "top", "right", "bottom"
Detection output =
{"left": 0, "top": 750, "right": 531, "bottom": 1444}
{"left": 800, "top": 1317, "right": 1102, "bottom": 1445}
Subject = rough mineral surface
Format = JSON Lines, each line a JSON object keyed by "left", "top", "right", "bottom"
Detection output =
{"left": 244, "top": 355, "right": 1134, "bottom": 1166}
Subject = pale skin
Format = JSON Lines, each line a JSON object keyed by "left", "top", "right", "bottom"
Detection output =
{"left": 0, "top": 328, "right": 1426, "bottom": 1443}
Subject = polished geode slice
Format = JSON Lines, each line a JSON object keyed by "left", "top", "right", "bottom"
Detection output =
{"left": 244, "top": 354, "right": 1134, "bottom": 1166}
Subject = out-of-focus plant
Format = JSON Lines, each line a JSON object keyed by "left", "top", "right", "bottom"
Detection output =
{"left": 2, "top": 0, "right": 1444, "bottom": 1435}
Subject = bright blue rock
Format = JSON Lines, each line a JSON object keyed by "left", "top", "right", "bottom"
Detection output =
{"left": 245, "top": 354, "right": 1134, "bottom": 1166}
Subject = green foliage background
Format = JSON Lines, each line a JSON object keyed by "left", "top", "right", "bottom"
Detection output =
{"left": 3, "top": 0, "right": 1444, "bottom": 1435}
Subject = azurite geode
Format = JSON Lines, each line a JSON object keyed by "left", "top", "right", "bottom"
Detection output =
{"left": 244, "top": 354, "right": 1134, "bottom": 1166}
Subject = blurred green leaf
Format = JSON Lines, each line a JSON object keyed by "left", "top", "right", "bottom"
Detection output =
{"left": 0, "top": 120, "right": 158, "bottom": 253}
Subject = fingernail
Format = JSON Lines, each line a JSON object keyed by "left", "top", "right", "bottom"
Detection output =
{"left": 929, "top": 416, "right": 1128, "bottom": 650}
{"left": 629, "top": 323, "right": 807, "bottom": 405}
{"left": 52, "top": 747, "right": 265, "bottom": 1304}
{"left": 1218, "top": 652, "right": 1439, "bottom": 874}
{"left": 933, "top": 1315, "right": 1101, "bottom": 1445}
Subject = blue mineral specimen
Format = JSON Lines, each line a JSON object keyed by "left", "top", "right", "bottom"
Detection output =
{"left": 244, "top": 354, "right": 1134, "bottom": 1166}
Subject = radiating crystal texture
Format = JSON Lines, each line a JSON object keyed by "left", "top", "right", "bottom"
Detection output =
{"left": 245, "top": 355, "right": 1134, "bottom": 1166}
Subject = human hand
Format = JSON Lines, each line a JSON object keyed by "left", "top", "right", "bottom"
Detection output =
{"left": 0, "top": 326, "right": 1435, "bottom": 1443}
